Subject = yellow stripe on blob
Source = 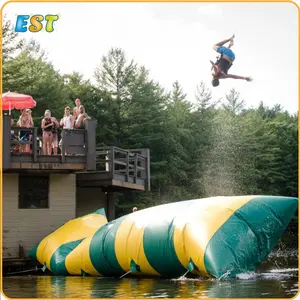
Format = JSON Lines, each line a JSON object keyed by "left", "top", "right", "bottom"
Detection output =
{"left": 36, "top": 211, "right": 107, "bottom": 273}
{"left": 173, "top": 196, "right": 253, "bottom": 276}
{"left": 115, "top": 215, "right": 160, "bottom": 276}
{"left": 65, "top": 234, "right": 102, "bottom": 276}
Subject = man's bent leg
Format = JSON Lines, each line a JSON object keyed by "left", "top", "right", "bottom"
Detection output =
{"left": 228, "top": 39, "right": 234, "bottom": 48}
{"left": 213, "top": 34, "right": 235, "bottom": 49}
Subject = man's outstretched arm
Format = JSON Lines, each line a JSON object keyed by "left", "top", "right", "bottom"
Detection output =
{"left": 226, "top": 74, "right": 253, "bottom": 81}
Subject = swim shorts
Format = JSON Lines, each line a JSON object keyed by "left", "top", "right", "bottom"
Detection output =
{"left": 216, "top": 46, "right": 235, "bottom": 61}
{"left": 216, "top": 58, "right": 232, "bottom": 74}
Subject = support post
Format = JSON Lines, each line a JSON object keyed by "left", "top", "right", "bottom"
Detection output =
{"left": 107, "top": 192, "right": 115, "bottom": 221}
{"left": 61, "top": 129, "right": 65, "bottom": 163}
{"left": 85, "top": 120, "right": 97, "bottom": 170}
{"left": 140, "top": 149, "right": 151, "bottom": 191}
{"left": 32, "top": 127, "right": 37, "bottom": 163}
{"left": 3, "top": 114, "right": 11, "bottom": 169}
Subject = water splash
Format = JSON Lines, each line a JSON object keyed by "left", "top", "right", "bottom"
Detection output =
{"left": 236, "top": 272, "right": 257, "bottom": 280}
{"left": 172, "top": 270, "right": 189, "bottom": 281}
{"left": 218, "top": 270, "right": 232, "bottom": 281}
{"left": 268, "top": 248, "right": 298, "bottom": 259}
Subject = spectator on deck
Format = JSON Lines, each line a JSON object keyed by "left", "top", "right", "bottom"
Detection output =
{"left": 49, "top": 112, "right": 60, "bottom": 155}
{"left": 59, "top": 106, "right": 75, "bottom": 154}
{"left": 17, "top": 109, "right": 30, "bottom": 152}
{"left": 60, "top": 106, "right": 75, "bottom": 129}
{"left": 73, "top": 98, "right": 81, "bottom": 120}
{"left": 74, "top": 105, "right": 90, "bottom": 129}
{"left": 41, "top": 110, "right": 54, "bottom": 155}
{"left": 10, "top": 119, "right": 24, "bottom": 154}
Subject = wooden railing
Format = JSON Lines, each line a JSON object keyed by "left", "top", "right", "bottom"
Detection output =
{"left": 11, "top": 126, "right": 86, "bottom": 158}
{"left": 3, "top": 114, "right": 97, "bottom": 170}
{"left": 96, "top": 147, "right": 150, "bottom": 191}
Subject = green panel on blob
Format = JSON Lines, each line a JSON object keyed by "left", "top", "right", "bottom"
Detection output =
{"left": 91, "top": 208, "right": 107, "bottom": 217}
{"left": 143, "top": 219, "right": 187, "bottom": 277}
{"left": 28, "top": 243, "right": 39, "bottom": 261}
{"left": 89, "top": 217, "right": 125, "bottom": 277}
{"left": 50, "top": 239, "right": 84, "bottom": 275}
{"left": 204, "top": 196, "right": 298, "bottom": 279}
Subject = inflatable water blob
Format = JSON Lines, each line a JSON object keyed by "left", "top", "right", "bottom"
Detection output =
{"left": 28, "top": 195, "right": 298, "bottom": 279}
{"left": 28, "top": 208, "right": 108, "bottom": 275}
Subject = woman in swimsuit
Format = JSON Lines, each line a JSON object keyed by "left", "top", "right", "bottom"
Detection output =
{"left": 17, "top": 109, "right": 30, "bottom": 153}
{"left": 41, "top": 110, "right": 54, "bottom": 155}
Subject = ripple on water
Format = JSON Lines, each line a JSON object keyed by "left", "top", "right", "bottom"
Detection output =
{"left": 269, "top": 268, "right": 298, "bottom": 273}
{"left": 2, "top": 261, "right": 298, "bottom": 299}
{"left": 260, "top": 272, "right": 298, "bottom": 279}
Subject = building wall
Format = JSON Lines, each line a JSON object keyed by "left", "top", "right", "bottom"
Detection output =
{"left": 3, "top": 173, "right": 76, "bottom": 259}
{"left": 76, "top": 187, "right": 107, "bottom": 218}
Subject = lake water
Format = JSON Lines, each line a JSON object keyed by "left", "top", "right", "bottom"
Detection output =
{"left": 2, "top": 249, "right": 298, "bottom": 298}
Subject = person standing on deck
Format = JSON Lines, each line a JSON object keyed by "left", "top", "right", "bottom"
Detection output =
{"left": 73, "top": 98, "right": 81, "bottom": 120}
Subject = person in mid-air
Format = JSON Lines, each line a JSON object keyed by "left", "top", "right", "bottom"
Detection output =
{"left": 210, "top": 34, "right": 253, "bottom": 87}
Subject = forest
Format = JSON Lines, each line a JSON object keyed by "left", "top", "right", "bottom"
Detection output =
{"left": 2, "top": 16, "right": 298, "bottom": 218}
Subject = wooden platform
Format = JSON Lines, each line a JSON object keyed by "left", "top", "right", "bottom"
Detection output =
{"left": 3, "top": 114, "right": 97, "bottom": 172}
{"left": 76, "top": 147, "right": 150, "bottom": 191}
{"left": 77, "top": 171, "right": 146, "bottom": 191}
{"left": 7, "top": 161, "right": 86, "bottom": 171}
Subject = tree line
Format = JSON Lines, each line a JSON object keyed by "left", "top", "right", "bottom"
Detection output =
{"left": 2, "top": 17, "right": 298, "bottom": 217}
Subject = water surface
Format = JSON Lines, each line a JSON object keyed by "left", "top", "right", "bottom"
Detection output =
{"left": 3, "top": 249, "right": 298, "bottom": 298}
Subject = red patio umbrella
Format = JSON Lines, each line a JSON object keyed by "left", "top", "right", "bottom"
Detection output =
{"left": 2, "top": 92, "right": 36, "bottom": 112}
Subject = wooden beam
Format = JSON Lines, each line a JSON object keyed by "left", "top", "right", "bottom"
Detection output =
{"left": 8, "top": 162, "right": 85, "bottom": 170}
{"left": 76, "top": 178, "right": 145, "bottom": 191}
{"left": 76, "top": 171, "right": 110, "bottom": 181}
{"left": 112, "top": 179, "right": 145, "bottom": 191}
{"left": 76, "top": 179, "right": 113, "bottom": 187}
{"left": 4, "top": 169, "right": 75, "bottom": 174}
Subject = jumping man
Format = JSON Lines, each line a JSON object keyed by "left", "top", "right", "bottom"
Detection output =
{"left": 211, "top": 34, "right": 253, "bottom": 87}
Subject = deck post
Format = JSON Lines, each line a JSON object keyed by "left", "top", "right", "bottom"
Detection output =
{"left": 85, "top": 120, "right": 97, "bottom": 170}
{"left": 140, "top": 149, "right": 151, "bottom": 191}
{"left": 32, "top": 127, "right": 37, "bottom": 163}
{"left": 3, "top": 114, "right": 11, "bottom": 169}
{"left": 107, "top": 192, "right": 115, "bottom": 221}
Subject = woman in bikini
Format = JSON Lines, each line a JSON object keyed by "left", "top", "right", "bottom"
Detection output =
{"left": 49, "top": 112, "right": 60, "bottom": 156}
{"left": 17, "top": 109, "right": 30, "bottom": 153}
{"left": 41, "top": 110, "right": 54, "bottom": 155}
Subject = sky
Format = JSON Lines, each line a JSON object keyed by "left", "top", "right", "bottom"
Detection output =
{"left": 2, "top": 1, "right": 299, "bottom": 113}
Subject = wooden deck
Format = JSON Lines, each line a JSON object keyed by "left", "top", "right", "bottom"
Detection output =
{"left": 77, "top": 171, "right": 146, "bottom": 190}
{"left": 3, "top": 114, "right": 96, "bottom": 172}
{"left": 77, "top": 147, "right": 150, "bottom": 191}
{"left": 3, "top": 114, "right": 151, "bottom": 191}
